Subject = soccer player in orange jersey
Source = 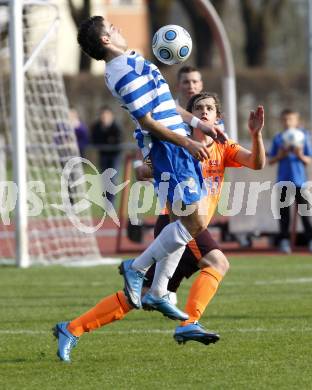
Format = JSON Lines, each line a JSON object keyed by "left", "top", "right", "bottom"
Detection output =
{"left": 144, "top": 92, "right": 265, "bottom": 344}
{"left": 54, "top": 93, "right": 265, "bottom": 361}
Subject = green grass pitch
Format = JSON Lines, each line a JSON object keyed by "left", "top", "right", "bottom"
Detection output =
{"left": 0, "top": 255, "right": 311, "bottom": 389}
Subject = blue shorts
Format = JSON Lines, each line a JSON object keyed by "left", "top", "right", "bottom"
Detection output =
{"left": 149, "top": 139, "right": 204, "bottom": 205}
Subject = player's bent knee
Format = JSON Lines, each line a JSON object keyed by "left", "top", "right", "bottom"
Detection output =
{"left": 199, "top": 250, "right": 229, "bottom": 275}
{"left": 191, "top": 218, "right": 207, "bottom": 236}
{"left": 180, "top": 218, "right": 206, "bottom": 237}
{"left": 192, "top": 224, "right": 206, "bottom": 237}
{"left": 198, "top": 220, "right": 207, "bottom": 233}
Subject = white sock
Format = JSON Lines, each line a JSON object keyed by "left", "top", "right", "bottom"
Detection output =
{"left": 131, "top": 220, "right": 192, "bottom": 273}
{"left": 150, "top": 246, "right": 185, "bottom": 297}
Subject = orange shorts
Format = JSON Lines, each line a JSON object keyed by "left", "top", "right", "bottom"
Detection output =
{"left": 143, "top": 214, "right": 220, "bottom": 292}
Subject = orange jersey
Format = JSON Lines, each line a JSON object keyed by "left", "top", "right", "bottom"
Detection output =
{"left": 162, "top": 139, "right": 242, "bottom": 223}
{"left": 199, "top": 139, "right": 242, "bottom": 226}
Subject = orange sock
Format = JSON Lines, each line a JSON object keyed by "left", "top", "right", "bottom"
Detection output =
{"left": 181, "top": 267, "right": 223, "bottom": 326}
{"left": 67, "top": 290, "right": 132, "bottom": 337}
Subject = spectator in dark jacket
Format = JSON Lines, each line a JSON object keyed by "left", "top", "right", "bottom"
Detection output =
{"left": 91, "top": 106, "right": 123, "bottom": 203}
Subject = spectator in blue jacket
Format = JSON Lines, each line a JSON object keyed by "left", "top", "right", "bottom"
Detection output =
{"left": 269, "top": 108, "right": 312, "bottom": 253}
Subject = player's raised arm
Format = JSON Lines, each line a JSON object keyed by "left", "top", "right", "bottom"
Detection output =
{"left": 234, "top": 105, "right": 266, "bottom": 170}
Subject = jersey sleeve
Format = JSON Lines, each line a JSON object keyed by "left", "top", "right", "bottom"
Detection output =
{"left": 224, "top": 139, "right": 242, "bottom": 167}
{"left": 303, "top": 131, "right": 312, "bottom": 156}
{"left": 116, "top": 70, "right": 159, "bottom": 119}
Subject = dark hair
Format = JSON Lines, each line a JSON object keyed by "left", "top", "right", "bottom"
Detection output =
{"left": 100, "top": 105, "right": 113, "bottom": 113}
{"left": 177, "top": 65, "right": 201, "bottom": 81}
{"left": 186, "top": 92, "right": 222, "bottom": 118}
{"left": 77, "top": 16, "right": 109, "bottom": 61}
{"left": 280, "top": 108, "right": 299, "bottom": 117}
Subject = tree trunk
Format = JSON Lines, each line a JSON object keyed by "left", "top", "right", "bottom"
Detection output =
{"left": 240, "top": 0, "right": 285, "bottom": 67}
{"left": 179, "top": 0, "right": 226, "bottom": 67}
{"left": 146, "top": 0, "right": 172, "bottom": 34}
{"left": 79, "top": 52, "right": 91, "bottom": 72}
{"left": 67, "top": 0, "right": 91, "bottom": 72}
{"left": 146, "top": 0, "right": 174, "bottom": 66}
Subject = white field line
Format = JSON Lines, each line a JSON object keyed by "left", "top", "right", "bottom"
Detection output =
{"left": 225, "top": 277, "right": 312, "bottom": 286}
{"left": 254, "top": 277, "right": 312, "bottom": 285}
{"left": 1, "top": 277, "right": 311, "bottom": 289}
{"left": 1, "top": 328, "right": 312, "bottom": 336}
{"left": 0, "top": 258, "right": 122, "bottom": 267}
{"left": 64, "top": 258, "right": 122, "bottom": 267}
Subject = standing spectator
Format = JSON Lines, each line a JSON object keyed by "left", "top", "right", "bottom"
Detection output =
{"left": 68, "top": 107, "right": 89, "bottom": 157}
{"left": 90, "top": 106, "right": 122, "bottom": 203}
{"left": 269, "top": 108, "right": 312, "bottom": 253}
{"left": 175, "top": 66, "right": 203, "bottom": 108}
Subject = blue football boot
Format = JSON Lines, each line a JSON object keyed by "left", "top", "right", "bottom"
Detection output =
{"left": 142, "top": 291, "right": 189, "bottom": 321}
{"left": 53, "top": 322, "right": 79, "bottom": 362}
{"left": 119, "top": 259, "right": 145, "bottom": 309}
{"left": 174, "top": 321, "right": 220, "bottom": 345}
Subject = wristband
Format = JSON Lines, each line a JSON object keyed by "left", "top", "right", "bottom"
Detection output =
{"left": 133, "top": 160, "right": 143, "bottom": 169}
{"left": 190, "top": 116, "right": 200, "bottom": 128}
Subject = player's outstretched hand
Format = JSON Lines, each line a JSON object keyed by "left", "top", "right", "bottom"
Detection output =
{"left": 248, "top": 105, "right": 264, "bottom": 136}
{"left": 186, "top": 139, "right": 210, "bottom": 161}
{"left": 198, "top": 121, "right": 227, "bottom": 144}
{"left": 292, "top": 145, "right": 304, "bottom": 158}
{"left": 134, "top": 163, "right": 153, "bottom": 181}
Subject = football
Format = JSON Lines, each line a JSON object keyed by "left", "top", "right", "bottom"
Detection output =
{"left": 152, "top": 25, "right": 192, "bottom": 65}
{"left": 282, "top": 128, "right": 305, "bottom": 148}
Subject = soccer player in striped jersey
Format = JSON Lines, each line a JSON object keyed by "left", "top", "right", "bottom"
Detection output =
{"left": 133, "top": 65, "right": 204, "bottom": 306}
{"left": 53, "top": 92, "right": 265, "bottom": 361}
{"left": 74, "top": 17, "right": 225, "bottom": 317}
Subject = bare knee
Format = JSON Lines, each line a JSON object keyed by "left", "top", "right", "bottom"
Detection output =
{"left": 181, "top": 215, "right": 206, "bottom": 237}
{"left": 198, "top": 250, "right": 230, "bottom": 276}
{"left": 191, "top": 221, "right": 206, "bottom": 237}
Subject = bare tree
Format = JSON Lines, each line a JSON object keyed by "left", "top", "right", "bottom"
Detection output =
{"left": 67, "top": 0, "right": 91, "bottom": 72}
{"left": 145, "top": 0, "right": 173, "bottom": 66}
{"left": 179, "top": 0, "right": 226, "bottom": 67}
{"left": 146, "top": 0, "right": 173, "bottom": 32}
{"left": 240, "top": 0, "right": 286, "bottom": 67}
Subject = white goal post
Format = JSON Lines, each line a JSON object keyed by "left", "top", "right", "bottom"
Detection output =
{"left": 0, "top": 0, "right": 101, "bottom": 267}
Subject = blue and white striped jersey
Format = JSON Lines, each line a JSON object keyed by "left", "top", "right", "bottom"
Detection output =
{"left": 105, "top": 51, "right": 189, "bottom": 158}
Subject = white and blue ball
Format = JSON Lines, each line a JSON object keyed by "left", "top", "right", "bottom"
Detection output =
{"left": 282, "top": 128, "right": 305, "bottom": 148}
{"left": 152, "top": 25, "right": 192, "bottom": 65}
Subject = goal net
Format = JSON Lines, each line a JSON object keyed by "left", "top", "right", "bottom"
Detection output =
{"left": 0, "top": 1, "right": 101, "bottom": 266}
